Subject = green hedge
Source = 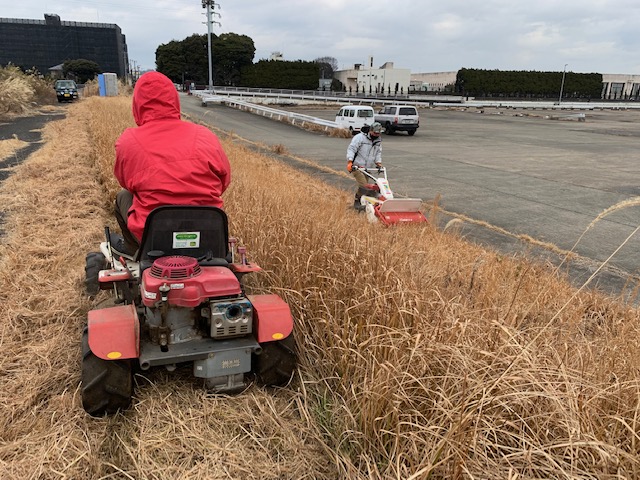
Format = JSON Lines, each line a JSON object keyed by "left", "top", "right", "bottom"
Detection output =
{"left": 241, "top": 60, "right": 318, "bottom": 90}
{"left": 455, "top": 68, "right": 603, "bottom": 99}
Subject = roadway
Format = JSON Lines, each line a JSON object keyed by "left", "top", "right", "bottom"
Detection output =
{"left": 180, "top": 93, "right": 640, "bottom": 298}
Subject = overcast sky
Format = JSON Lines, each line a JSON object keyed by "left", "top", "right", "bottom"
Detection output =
{"left": 5, "top": 0, "right": 640, "bottom": 75}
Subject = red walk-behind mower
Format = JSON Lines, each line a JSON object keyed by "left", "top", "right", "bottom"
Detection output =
{"left": 355, "top": 167, "right": 428, "bottom": 226}
{"left": 82, "top": 206, "right": 296, "bottom": 416}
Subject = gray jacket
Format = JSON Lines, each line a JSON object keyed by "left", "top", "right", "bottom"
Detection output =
{"left": 346, "top": 132, "right": 382, "bottom": 168}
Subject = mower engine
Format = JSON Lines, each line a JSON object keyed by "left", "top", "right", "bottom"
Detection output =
{"left": 134, "top": 254, "right": 266, "bottom": 392}
{"left": 140, "top": 255, "right": 252, "bottom": 346}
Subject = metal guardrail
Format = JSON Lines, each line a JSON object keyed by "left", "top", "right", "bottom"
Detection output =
{"left": 196, "top": 88, "right": 373, "bottom": 107}
{"left": 193, "top": 91, "right": 342, "bottom": 132}
{"left": 195, "top": 88, "right": 640, "bottom": 111}
{"left": 190, "top": 89, "right": 640, "bottom": 133}
{"left": 435, "top": 100, "right": 640, "bottom": 110}
{"left": 193, "top": 87, "right": 451, "bottom": 110}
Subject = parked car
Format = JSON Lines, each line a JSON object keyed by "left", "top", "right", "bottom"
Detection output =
{"left": 54, "top": 80, "right": 79, "bottom": 103}
{"left": 374, "top": 105, "right": 420, "bottom": 135}
{"left": 335, "top": 105, "right": 375, "bottom": 134}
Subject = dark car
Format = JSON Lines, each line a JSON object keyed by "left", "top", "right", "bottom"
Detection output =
{"left": 54, "top": 80, "right": 79, "bottom": 102}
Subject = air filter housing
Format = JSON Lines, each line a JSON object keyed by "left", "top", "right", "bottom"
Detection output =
{"left": 149, "top": 256, "right": 201, "bottom": 279}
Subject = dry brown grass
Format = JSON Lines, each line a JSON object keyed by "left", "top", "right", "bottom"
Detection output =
{"left": 1, "top": 96, "right": 640, "bottom": 479}
{"left": 0, "top": 65, "right": 56, "bottom": 119}
{"left": 0, "top": 136, "right": 28, "bottom": 161}
{"left": 329, "top": 127, "right": 353, "bottom": 138}
{"left": 271, "top": 143, "right": 289, "bottom": 155}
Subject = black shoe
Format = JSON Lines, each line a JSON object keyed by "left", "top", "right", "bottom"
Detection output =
{"left": 109, "top": 233, "right": 137, "bottom": 260}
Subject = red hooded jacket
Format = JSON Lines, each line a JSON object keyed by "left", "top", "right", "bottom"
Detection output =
{"left": 114, "top": 72, "right": 230, "bottom": 241}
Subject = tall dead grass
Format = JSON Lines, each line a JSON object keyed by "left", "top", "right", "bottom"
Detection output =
{"left": 0, "top": 136, "right": 28, "bottom": 161}
{"left": 0, "top": 65, "right": 56, "bottom": 119}
{"left": 0, "top": 96, "right": 639, "bottom": 479}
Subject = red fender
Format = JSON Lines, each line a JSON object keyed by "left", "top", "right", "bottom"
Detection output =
{"left": 247, "top": 294, "right": 293, "bottom": 343}
{"left": 88, "top": 304, "right": 140, "bottom": 360}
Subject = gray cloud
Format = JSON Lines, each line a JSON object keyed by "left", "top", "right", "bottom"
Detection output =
{"left": 5, "top": 0, "right": 640, "bottom": 74}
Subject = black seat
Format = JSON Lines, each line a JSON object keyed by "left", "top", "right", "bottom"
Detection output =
{"left": 135, "top": 205, "right": 230, "bottom": 263}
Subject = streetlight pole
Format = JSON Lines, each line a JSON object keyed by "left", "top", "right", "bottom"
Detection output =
{"left": 558, "top": 64, "right": 568, "bottom": 104}
{"left": 201, "top": 0, "right": 221, "bottom": 92}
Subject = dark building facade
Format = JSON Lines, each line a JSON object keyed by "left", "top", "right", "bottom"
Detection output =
{"left": 0, "top": 14, "right": 128, "bottom": 78}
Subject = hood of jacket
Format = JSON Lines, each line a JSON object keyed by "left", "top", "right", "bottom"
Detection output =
{"left": 132, "top": 71, "right": 181, "bottom": 126}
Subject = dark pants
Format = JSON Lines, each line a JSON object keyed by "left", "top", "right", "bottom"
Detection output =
{"left": 114, "top": 190, "right": 140, "bottom": 250}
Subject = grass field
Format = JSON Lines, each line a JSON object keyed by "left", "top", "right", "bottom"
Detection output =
{"left": 1, "top": 86, "right": 640, "bottom": 479}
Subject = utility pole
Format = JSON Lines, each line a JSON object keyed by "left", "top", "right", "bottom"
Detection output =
{"left": 201, "top": 0, "right": 221, "bottom": 91}
{"left": 558, "top": 64, "right": 568, "bottom": 105}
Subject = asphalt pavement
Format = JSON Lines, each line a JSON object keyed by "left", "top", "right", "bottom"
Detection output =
{"left": 0, "top": 109, "right": 66, "bottom": 235}
{"left": 182, "top": 94, "right": 640, "bottom": 299}
{"left": 0, "top": 110, "right": 66, "bottom": 181}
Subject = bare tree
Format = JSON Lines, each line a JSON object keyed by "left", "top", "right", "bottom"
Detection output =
{"left": 314, "top": 56, "right": 338, "bottom": 78}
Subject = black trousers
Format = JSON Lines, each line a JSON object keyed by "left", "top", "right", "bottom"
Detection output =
{"left": 114, "top": 190, "right": 140, "bottom": 250}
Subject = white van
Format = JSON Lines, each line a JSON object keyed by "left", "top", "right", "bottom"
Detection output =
{"left": 335, "top": 106, "right": 375, "bottom": 134}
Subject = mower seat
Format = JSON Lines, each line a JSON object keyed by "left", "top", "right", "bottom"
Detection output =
{"left": 135, "top": 205, "right": 230, "bottom": 263}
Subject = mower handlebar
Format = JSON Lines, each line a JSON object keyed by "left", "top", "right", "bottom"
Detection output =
{"left": 355, "top": 166, "right": 388, "bottom": 181}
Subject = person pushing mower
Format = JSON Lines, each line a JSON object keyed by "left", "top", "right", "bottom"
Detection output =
{"left": 346, "top": 121, "right": 383, "bottom": 211}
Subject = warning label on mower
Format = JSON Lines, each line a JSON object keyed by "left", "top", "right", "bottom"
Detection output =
{"left": 173, "top": 232, "right": 200, "bottom": 249}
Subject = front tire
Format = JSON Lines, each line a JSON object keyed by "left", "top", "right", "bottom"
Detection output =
{"left": 253, "top": 335, "right": 297, "bottom": 387}
{"left": 365, "top": 203, "right": 378, "bottom": 223}
{"left": 85, "top": 252, "right": 106, "bottom": 296}
{"left": 81, "top": 328, "right": 133, "bottom": 416}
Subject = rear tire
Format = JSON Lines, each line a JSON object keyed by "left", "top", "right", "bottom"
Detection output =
{"left": 85, "top": 252, "right": 106, "bottom": 296}
{"left": 253, "top": 335, "right": 297, "bottom": 387}
{"left": 385, "top": 123, "right": 394, "bottom": 135}
{"left": 81, "top": 328, "right": 133, "bottom": 416}
{"left": 407, "top": 129, "right": 416, "bottom": 136}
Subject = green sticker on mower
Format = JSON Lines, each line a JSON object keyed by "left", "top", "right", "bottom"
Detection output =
{"left": 172, "top": 232, "right": 200, "bottom": 249}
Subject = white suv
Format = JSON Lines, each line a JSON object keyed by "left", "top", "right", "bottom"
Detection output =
{"left": 374, "top": 105, "right": 420, "bottom": 136}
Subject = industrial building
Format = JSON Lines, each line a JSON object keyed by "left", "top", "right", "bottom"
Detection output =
{"left": 336, "top": 59, "right": 640, "bottom": 100}
{"left": 334, "top": 58, "right": 411, "bottom": 95}
{"left": 0, "top": 13, "right": 128, "bottom": 78}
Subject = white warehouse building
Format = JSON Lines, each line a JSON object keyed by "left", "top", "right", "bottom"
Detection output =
{"left": 334, "top": 57, "right": 411, "bottom": 95}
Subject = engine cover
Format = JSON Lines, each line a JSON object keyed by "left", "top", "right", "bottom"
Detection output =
{"left": 141, "top": 256, "right": 242, "bottom": 307}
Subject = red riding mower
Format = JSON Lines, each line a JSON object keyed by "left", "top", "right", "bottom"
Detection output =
{"left": 82, "top": 206, "right": 296, "bottom": 416}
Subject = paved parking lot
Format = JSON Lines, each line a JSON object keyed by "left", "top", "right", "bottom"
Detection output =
{"left": 182, "top": 95, "right": 640, "bottom": 298}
